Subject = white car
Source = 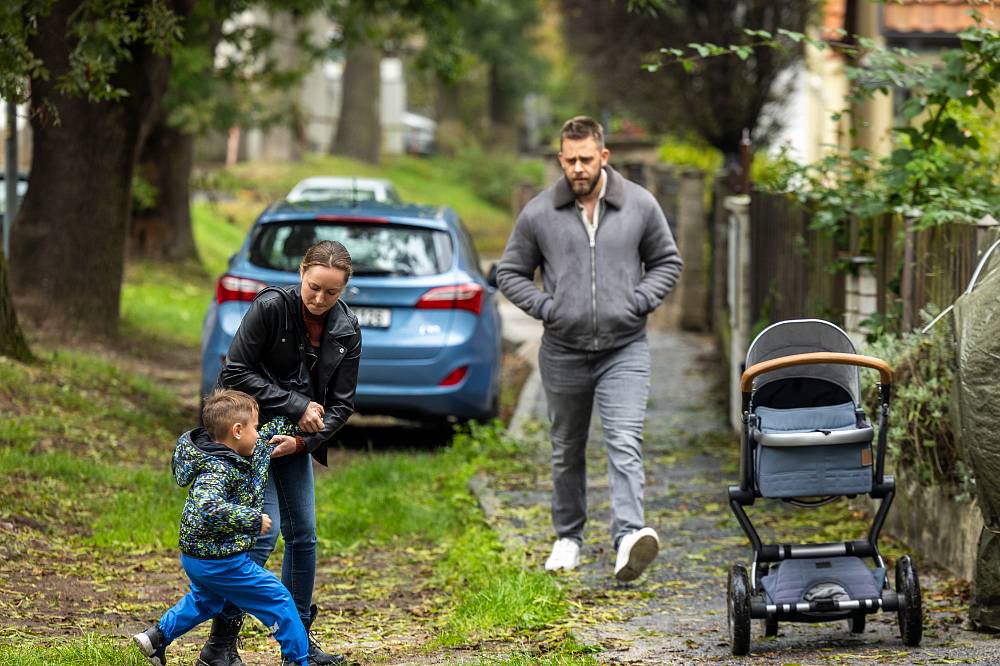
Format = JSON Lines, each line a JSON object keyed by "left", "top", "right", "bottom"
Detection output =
{"left": 286, "top": 176, "right": 403, "bottom": 205}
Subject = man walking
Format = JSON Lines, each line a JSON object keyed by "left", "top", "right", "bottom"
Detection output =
{"left": 497, "top": 116, "right": 683, "bottom": 581}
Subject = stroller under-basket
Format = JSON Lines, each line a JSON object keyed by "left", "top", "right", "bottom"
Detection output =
{"left": 726, "top": 319, "right": 923, "bottom": 655}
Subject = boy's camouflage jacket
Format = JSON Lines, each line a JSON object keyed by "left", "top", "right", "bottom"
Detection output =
{"left": 171, "top": 418, "right": 296, "bottom": 558}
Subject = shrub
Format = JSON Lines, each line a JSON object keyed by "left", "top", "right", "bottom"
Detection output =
{"left": 450, "top": 143, "right": 544, "bottom": 210}
{"left": 861, "top": 312, "right": 967, "bottom": 494}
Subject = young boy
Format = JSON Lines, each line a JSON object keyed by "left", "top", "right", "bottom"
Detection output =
{"left": 132, "top": 389, "right": 310, "bottom": 666}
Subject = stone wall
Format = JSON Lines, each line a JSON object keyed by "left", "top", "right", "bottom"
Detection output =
{"left": 875, "top": 467, "right": 982, "bottom": 580}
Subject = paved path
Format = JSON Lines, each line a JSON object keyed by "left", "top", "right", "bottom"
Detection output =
{"left": 487, "top": 329, "right": 1000, "bottom": 664}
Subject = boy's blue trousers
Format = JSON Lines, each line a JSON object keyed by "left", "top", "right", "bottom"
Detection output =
{"left": 158, "top": 552, "right": 309, "bottom": 665}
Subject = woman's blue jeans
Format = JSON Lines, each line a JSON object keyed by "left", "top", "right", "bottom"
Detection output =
{"left": 220, "top": 450, "right": 316, "bottom": 624}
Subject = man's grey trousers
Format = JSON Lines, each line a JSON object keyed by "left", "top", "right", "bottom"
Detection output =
{"left": 539, "top": 336, "right": 651, "bottom": 550}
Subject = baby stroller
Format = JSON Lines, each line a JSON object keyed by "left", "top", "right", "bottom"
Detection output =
{"left": 726, "top": 319, "right": 923, "bottom": 655}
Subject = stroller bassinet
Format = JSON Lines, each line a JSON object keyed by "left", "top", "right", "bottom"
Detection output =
{"left": 725, "top": 319, "right": 923, "bottom": 656}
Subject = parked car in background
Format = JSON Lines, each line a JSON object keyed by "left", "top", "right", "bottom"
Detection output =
{"left": 0, "top": 172, "right": 28, "bottom": 218}
{"left": 286, "top": 176, "right": 403, "bottom": 205}
{"left": 403, "top": 112, "right": 436, "bottom": 155}
{"left": 201, "top": 199, "right": 502, "bottom": 425}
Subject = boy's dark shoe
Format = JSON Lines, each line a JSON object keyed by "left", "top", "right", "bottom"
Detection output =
{"left": 196, "top": 614, "right": 245, "bottom": 666}
{"left": 305, "top": 604, "right": 347, "bottom": 665}
{"left": 132, "top": 625, "right": 167, "bottom": 666}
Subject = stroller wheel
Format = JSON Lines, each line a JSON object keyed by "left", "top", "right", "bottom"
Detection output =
{"left": 848, "top": 612, "right": 866, "bottom": 634}
{"left": 763, "top": 615, "right": 778, "bottom": 637}
{"left": 728, "top": 565, "right": 752, "bottom": 655}
{"left": 896, "top": 555, "right": 923, "bottom": 646}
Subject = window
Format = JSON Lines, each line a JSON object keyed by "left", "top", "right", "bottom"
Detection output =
{"left": 250, "top": 221, "right": 453, "bottom": 276}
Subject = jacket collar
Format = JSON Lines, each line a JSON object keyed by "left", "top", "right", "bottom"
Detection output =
{"left": 552, "top": 165, "right": 625, "bottom": 210}
{"left": 190, "top": 427, "right": 250, "bottom": 467}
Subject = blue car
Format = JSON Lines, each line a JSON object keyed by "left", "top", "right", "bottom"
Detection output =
{"left": 200, "top": 200, "right": 503, "bottom": 424}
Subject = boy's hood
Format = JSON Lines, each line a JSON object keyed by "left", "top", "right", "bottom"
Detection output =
{"left": 172, "top": 426, "right": 248, "bottom": 486}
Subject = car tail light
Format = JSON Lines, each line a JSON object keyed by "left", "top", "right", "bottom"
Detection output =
{"left": 216, "top": 274, "right": 267, "bottom": 304}
{"left": 416, "top": 283, "right": 484, "bottom": 315}
{"left": 439, "top": 366, "right": 468, "bottom": 386}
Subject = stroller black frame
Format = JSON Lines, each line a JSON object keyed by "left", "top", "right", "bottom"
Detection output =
{"left": 726, "top": 350, "right": 923, "bottom": 655}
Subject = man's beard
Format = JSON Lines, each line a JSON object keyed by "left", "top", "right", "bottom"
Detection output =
{"left": 567, "top": 170, "right": 600, "bottom": 196}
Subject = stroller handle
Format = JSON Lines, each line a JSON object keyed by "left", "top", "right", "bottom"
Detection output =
{"left": 741, "top": 352, "right": 893, "bottom": 393}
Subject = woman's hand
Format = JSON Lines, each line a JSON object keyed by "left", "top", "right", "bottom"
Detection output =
{"left": 298, "top": 401, "right": 325, "bottom": 433}
{"left": 269, "top": 435, "right": 299, "bottom": 458}
{"left": 260, "top": 513, "right": 272, "bottom": 534}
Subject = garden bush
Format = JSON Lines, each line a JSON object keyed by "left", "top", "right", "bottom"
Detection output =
{"left": 861, "top": 312, "right": 970, "bottom": 496}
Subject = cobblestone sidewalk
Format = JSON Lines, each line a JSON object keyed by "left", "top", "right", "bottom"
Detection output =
{"left": 484, "top": 330, "right": 1000, "bottom": 664}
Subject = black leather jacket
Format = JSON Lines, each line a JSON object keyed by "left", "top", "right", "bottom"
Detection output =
{"left": 218, "top": 285, "right": 362, "bottom": 465}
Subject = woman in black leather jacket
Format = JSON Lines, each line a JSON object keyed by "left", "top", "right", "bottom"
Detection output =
{"left": 199, "top": 240, "right": 361, "bottom": 666}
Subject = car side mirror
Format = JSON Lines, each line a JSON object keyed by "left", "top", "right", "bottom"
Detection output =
{"left": 487, "top": 262, "right": 499, "bottom": 288}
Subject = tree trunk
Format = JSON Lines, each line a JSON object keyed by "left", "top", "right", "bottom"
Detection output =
{"left": 10, "top": 0, "right": 174, "bottom": 337}
{"left": 488, "top": 63, "right": 517, "bottom": 151}
{"left": 0, "top": 251, "right": 33, "bottom": 363}
{"left": 435, "top": 76, "right": 463, "bottom": 126}
{"left": 129, "top": 114, "right": 197, "bottom": 263}
{"left": 332, "top": 41, "right": 381, "bottom": 164}
{"left": 129, "top": 13, "right": 221, "bottom": 264}
{"left": 434, "top": 76, "right": 468, "bottom": 155}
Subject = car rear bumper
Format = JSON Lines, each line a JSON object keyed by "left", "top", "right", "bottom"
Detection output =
{"left": 354, "top": 377, "right": 494, "bottom": 421}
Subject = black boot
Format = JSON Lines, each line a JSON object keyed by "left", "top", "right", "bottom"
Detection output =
{"left": 196, "top": 614, "right": 245, "bottom": 666}
{"left": 304, "top": 604, "right": 347, "bottom": 665}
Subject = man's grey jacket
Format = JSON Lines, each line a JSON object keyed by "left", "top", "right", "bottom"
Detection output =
{"left": 497, "top": 166, "right": 683, "bottom": 352}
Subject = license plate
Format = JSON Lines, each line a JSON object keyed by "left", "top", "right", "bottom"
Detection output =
{"left": 354, "top": 307, "right": 391, "bottom": 328}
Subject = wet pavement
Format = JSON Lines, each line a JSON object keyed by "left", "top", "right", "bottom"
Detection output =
{"left": 485, "top": 329, "right": 1000, "bottom": 664}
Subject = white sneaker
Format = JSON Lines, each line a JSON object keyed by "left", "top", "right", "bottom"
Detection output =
{"left": 614, "top": 527, "right": 659, "bottom": 581}
{"left": 544, "top": 538, "right": 581, "bottom": 571}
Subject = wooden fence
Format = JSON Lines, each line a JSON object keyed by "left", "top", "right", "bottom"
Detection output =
{"left": 874, "top": 216, "right": 982, "bottom": 329}
{"left": 742, "top": 192, "right": 986, "bottom": 333}
{"left": 747, "top": 192, "right": 845, "bottom": 329}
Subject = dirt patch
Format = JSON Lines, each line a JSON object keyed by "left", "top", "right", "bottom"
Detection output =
{"left": 0, "top": 512, "right": 458, "bottom": 664}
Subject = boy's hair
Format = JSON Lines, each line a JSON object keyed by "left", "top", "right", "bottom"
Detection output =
{"left": 202, "top": 389, "right": 258, "bottom": 442}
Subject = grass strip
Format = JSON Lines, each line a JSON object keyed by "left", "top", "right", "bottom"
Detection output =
{"left": 0, "top": 633, "right": 145, "bottom": 665}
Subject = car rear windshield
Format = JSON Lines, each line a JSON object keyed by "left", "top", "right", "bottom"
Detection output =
{"left": 291, "top": 188, "right": 377, "bottom": 203}
{"left": 249, "top": 221, "right": 453, "bottom": 276}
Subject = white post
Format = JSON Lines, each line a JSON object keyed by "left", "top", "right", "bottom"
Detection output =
{"left": 4, "top": 100, "right": 18, "bottom": 258}
{"left": 844, "top": 256, "right": 877, "bottom": 349}
{"left": 726, "top": 194, "right": 751, "bottom": 433}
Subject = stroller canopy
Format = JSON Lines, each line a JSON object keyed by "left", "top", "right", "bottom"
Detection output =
{"left": 745, "top": 319, "right": 861, "bottom": 404}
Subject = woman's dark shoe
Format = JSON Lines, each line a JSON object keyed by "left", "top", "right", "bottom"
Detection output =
{"left": 196, "top": 614, "right": 245, "bottom": 666}
{"left": 305, "top": 604, "right": 347, "bottom": 665}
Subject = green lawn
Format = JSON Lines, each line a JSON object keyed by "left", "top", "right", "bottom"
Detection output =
{"left": 0, "top": 153, "right": 588, "bottom": 664}
{"left": 0, "top": 352, "right": 584, "bottom": 660}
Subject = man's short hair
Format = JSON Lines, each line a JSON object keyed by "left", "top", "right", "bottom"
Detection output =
{"left": 202, "top": 389, "right": 258, "bottom": 442}
{"left": 560, "top": 116, "right": 605, "bottom": 149}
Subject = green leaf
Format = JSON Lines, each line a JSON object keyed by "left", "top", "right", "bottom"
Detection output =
{"left": 937, "top": 118, "right": 966, "bottom": 147}
{"left": 777, "top": 28, "right": 804, "bottom": 43}
{"left": 890, "top": 148, "right": 914, "bottom": 165}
